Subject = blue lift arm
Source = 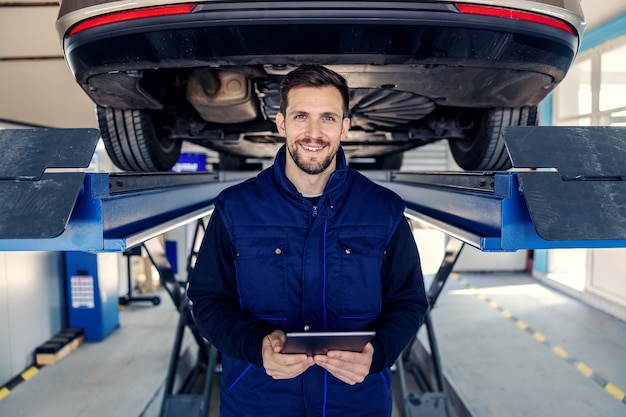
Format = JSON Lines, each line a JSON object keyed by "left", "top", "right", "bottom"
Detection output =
{"left": 375, "top": 126, "right": 626, "bottom": 251}
{"left": 0, "top": 129, "right": 244, "bottom": 252}
{"left": 380, "top": 169, "right": 626, "bottom": 251}
{"left": 1, "top": 126, "right": 625, "bottom": 252}
{"left": 0, "top": 170, "right": 247, "bottom": 252}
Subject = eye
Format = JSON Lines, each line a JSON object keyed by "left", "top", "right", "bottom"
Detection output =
{"left": 323, "top": 115, "right": 335, "bottom": 122}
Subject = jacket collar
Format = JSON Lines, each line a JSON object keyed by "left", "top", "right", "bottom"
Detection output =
{"left": 271, "top": 145, "right": 349, "bottom": 205}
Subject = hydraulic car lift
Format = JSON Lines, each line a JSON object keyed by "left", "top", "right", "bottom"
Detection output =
{"left": 1, "top": 126, "right": 625, "bottom": 417}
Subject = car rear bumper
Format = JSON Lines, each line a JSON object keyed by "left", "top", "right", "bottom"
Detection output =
{"left": 61, "top": 1, "right": 581, "bottom": 108}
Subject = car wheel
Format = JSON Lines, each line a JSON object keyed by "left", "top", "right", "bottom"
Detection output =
{"left": 449, "top": 107, "right": 538, "bottom": 171}
{"left": 96, "top": 107, "right": 182, "bottom": 172}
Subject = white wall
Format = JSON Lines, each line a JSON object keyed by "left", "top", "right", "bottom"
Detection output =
{"left": 0, "top": 2, "right": 97, "bottom": 385}
{"left": 586, "top": 249, "right": 626, "bottom": 310}
{"left": 0, "top": 4, "right": 97, "bottom": 128}
{"left": 582, "top": 2, "right": 626, "bottom": 30}
{"left": 0, "top": 252, "right": 64, "bottom": 383}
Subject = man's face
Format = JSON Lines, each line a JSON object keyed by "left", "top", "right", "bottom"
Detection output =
{"left": 276, "top": 86, "right": 350, "bottom": 175}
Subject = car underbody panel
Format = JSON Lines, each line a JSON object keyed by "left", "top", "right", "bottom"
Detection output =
{"left": 56, "top": 1, "right": 584, "bottom": 171}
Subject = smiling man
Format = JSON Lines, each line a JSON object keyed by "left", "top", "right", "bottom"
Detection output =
{"left": 277, "top": 79, "right": 348, "bottom": 183}
{"left": 187, "top": 65, "right": 429, "bottom": 417}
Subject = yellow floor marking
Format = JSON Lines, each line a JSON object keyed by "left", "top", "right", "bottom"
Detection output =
{"left": 605, "top": 383, "right": 626, "bottom": 402}
{"left": 0, "top": 387, "right": 10, "bottom": 401}
{"left": 533, "top": 332, "right": 546, "bottom": 343}
{"left": 21, "top": 366, "right": 38, "bottom": 381}
{"left": 575, "top": 362, "right": 593, "bottom": 377}
{"left": 552, "top": 345, "right": 568, "bottom": 358}
{"left": 459, "top": 277, "right": 626, "bottom": 406}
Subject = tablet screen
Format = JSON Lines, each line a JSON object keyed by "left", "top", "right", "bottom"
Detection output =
{"left": 282, "top": 331, "right": 376, "bottom": 355}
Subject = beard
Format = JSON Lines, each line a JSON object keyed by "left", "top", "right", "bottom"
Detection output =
{"left": 287, "top": 140, "right": 337, "bottom": 175}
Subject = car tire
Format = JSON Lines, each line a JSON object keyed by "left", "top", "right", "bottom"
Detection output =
{"left": 96, "top": 107, "right": 182, "bottom": 172}
{"left": 449, "top": 107, "right": 538, "bottom": 171}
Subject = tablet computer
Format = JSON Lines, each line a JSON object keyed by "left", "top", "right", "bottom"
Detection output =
{"left": 282, "top": 331, "right": 376, "bottom": 355}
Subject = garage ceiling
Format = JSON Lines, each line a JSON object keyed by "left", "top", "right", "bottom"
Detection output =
{"left": 581, "top": 1, "right": 626, "bottom": 30}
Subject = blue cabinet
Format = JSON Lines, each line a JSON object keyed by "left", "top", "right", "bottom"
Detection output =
{"left": 65, "top": 252, "right": 120, "bottom": 341}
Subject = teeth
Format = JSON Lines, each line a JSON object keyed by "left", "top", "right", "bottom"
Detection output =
{"left": 302, "top": 144, "right": 322, "bottom": 151}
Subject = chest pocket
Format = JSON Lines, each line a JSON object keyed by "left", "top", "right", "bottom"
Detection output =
{"left": 234, "top": 235, "right": 288, "bottom": 320}
{"left": 331, "top": 235, "right": 386, "bottom": 318}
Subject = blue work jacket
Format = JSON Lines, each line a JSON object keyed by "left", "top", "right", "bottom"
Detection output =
{"left": 188, "top": 146, "right": 428, "bottom": 417}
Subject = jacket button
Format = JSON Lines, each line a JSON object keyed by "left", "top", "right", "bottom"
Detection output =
{"left": 303, "top": 325, "right": 310, "bottom": 331}
{"left": 345, "top": 248, "right": 351, "bottom": 254}
{"left": 275, "top": 248, "right": 282, "bottom": 255}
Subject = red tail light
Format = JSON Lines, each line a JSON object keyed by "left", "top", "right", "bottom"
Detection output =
{"left": 67, "top": 4, "right": 195, "bottom": 37}
{"left": 456, "top": 4, "right": 575, "bottom": 36}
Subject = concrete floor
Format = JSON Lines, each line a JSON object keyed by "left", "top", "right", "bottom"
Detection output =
{"left": 0, "top": 293, "right": 179, "bottom": 417}
{"left": 1, "top": 272, "right": 625, "bottom": 417}
{"left": 430, "top": 272, "right": 626, "bottom": 417}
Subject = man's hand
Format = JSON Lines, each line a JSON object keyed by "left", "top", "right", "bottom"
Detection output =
{"left": 262, "top": 330, "right": 314, "bottom": 379}
{"left": 313, "top": 342, "right": 374, "bottom": 385}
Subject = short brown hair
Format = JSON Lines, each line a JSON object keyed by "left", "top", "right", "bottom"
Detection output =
{"left": 279, "top": 65, "right": 349, "bottom": 117}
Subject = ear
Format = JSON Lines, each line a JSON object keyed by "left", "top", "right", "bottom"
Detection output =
{"left": 341, "top": 117, "right": 350, "bottom": 139}
{"left": 276, "top": 112, "right": 286, "bottom": 136}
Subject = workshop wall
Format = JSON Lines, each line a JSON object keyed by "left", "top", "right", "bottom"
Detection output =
{"left": 0, "top": 3, "right": 97, "bottom": 128}
{"left": 0, "top": 252, "right": 64, "bottom": 384}
{"left": 0, "top": 1, "right": 94, "bottom": 387}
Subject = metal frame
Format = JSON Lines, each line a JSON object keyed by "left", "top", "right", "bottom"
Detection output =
{"left": 379, "top": 170, "right": 626, "bottom": 251}
{"left": 142, "top": 228, "right": 219, "bottom": 417}
{"left": 4, "top": 169, "right": 625, "bottom": 252}
{"left": 395, "top": 237, "right": 465, "bottom": 417}
{"left": 0, "top": 171, "right": 241, "bottom": 252}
